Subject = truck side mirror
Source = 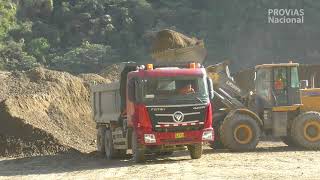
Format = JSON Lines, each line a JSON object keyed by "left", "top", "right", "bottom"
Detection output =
{"left": 300, "top": 80, "right": 308, "bottom": 89}
{"left": 207, "top": 77, "right": 214, "bottom": 99}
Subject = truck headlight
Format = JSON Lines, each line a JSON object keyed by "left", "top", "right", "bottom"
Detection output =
{"left": 202, "top": 130, "right": 214, "bottom": 141}
{"left": 144, "top": 134, "right": 156, "bottom": 143}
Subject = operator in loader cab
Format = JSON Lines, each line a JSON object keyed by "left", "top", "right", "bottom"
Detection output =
{"left": 274, "top": 71, "right": 285, "bottom": 90}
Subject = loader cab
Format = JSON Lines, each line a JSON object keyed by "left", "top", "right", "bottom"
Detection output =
{"left": 254, "top": 63, "right": 301, "bottom": 107}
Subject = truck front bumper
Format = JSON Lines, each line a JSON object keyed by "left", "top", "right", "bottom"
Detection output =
{"left": 139, "top": 128, "right": 214, "bottom": 146}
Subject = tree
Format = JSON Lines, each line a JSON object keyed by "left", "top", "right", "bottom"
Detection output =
{"left": 0, "top": 1, "right": 17, "bottom": 40}
{"left": 0, "top": 41, "right": 38, "bottom": 71}
{"left": 26, "top": 37, "right": 50, "bottom": 64}
{"left": 50, "top": 41, "right": 119, "bottom": 73}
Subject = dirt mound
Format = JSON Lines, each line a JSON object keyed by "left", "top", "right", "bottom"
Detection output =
{"left": 151, "top": 29, "right": 199, "bottom": 52}
{"left": 99, "top": 63, "right": 121, "bottom": 82}
{"left": 0, "top": 67, "right": 109, "bottom": 157}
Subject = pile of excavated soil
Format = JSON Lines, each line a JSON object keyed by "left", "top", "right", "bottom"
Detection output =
{"left": 99, "top": 63, "right": 121, "bottom": 82}
{"left": 0, "top": 67, "right": 110, "bottom": 157}
{"left": 151, "top": 29, "right": 199, "bottom": 52}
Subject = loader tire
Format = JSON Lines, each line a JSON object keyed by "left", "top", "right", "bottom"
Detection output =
{"left": 220, "top": 114, "right": 261, "bottom": 151}
{"left": 105, "top": 129, "right": 117, "bottom": 159}
{"left": 188, "top": 143, "right": 202, "bottom": 159}
{"left": 97, "top": 126, "right": 106, "bottom": 154}
{"left": 132, "top": 131, "right": 145, "bottom": 163}
{"left": 291, "top": 112, "right": 320, "bottom": 150}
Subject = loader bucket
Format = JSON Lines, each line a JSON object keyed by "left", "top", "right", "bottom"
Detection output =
{"left": 151, "top": 29, "right": 207, "bottom": 64}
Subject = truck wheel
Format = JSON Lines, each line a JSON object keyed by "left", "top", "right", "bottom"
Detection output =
{"left": 220, "top": 114, "right": 261, "bottom": 151}
{"left": 105, "top": 129, "right": 116, "bottom": 160}
{"left": 132, "top": 131, "right": 145, "bottom": 163}
{"left": 291, "top": 112, "right": 320, "bottom": 150}
{"left": 280, "top": 136, "right": 297, "bottom": 147}
{"left": 97, "top": 126, "right": 106, "bottom": 154}
{"left": 188, "top": 144, "right": 202, "bottom": 159}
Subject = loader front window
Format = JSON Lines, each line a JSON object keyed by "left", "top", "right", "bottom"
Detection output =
{"left": 255, "top": 68, "right": 272, "bottom": 102}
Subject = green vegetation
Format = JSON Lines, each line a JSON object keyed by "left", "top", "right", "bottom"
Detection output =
{"left": 0, "top": 0, "right": 319, "bottom": 73}
{"left": 0, "top": 1, "right": 16, "bottom": 40}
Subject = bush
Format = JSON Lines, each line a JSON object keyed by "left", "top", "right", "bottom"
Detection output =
{"left": 0, "top": 1, "right": 17, "bottom": 40}
{"left": 0, "top": 41, "right": 38, "bottom": 71}
{"left": 50, "top": 41, "right": 119, "bottom": 74}
{"left": 26, "top": 37, "right": 50, "bottom": 63}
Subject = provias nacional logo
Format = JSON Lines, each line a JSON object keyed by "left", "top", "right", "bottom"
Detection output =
{"left": 268, "top": 9, "right": 304, "bottom": 24}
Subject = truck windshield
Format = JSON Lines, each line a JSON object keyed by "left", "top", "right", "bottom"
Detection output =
{"left": 141, "top": 76, "right": 208, "bottom": 103}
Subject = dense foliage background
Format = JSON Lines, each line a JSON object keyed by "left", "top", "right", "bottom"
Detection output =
{"left": 0, "top": 0, "right": 319, "bottom": 73}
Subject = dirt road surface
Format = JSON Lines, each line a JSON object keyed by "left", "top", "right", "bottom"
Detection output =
{"left": 0, "top": 141, "right": 319, "bottom": 180}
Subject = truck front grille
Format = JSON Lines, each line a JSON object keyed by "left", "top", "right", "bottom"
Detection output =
{"left": 146, "top": 103, "right": 207, "bottom": 132}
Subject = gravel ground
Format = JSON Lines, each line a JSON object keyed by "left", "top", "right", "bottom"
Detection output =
{"left": 0, "top": 141, "right": 319, "bottom": 180}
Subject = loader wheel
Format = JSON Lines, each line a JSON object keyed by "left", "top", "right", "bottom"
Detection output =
{"left": 132, "top": 131, "right": 145, "bottom": 163}
{"left": 220, "top": 114, "right": 261, "bottom": 151}
{"left": 291, "top": 112, "right": 320, "bottom": 150}
{"left": 188, "top": 143, "right": 202, "bottom": 159}
{"left": 105, "top": 129, "right": 116, "bottom": 160}
{"left": 97, "top": 126, "right": 106, "bottom": 154}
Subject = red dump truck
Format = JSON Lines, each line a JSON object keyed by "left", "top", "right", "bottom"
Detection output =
{"left": 91, "top": 62, "right": 214, "bottom": 162}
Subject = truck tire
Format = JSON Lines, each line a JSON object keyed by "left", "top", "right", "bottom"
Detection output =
{"left": 280, "top": 135, "right": 297, "bottom": 147}
{"left": 105, "top": 129, "right": 117, "bottom": 159}
{"left": 188, "top": 143, "right": 202, "bottom": 159}
{"left": 220, "top": 114, "right": 261, "bottom": 151}
{"left": 132, "top": 131, "right": 145, "bottom": 163}
{"left": 97, "top": 126, "right": 106, "bottom": 154}
{"left": 291, "top": 112, "right": 320, "bottom": 150}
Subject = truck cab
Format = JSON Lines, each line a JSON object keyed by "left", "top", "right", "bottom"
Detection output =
{"left": 92, "top": 62, "right": 214, "bottom": 163}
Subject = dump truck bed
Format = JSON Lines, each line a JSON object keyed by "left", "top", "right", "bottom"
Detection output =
{"left": 91, "top": 82, "right": 121, "bottom": 123}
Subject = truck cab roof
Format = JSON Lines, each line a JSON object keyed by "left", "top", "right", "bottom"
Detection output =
{"left": 128, "top": 67, "right": 206, "bottom": 78}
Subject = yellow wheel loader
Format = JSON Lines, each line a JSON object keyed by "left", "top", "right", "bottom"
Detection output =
{"left": 151, "top": 29, "right": 320, "bottom": 151}
{"left": 207, "top": 62, "right": 320, "bottom": 151}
